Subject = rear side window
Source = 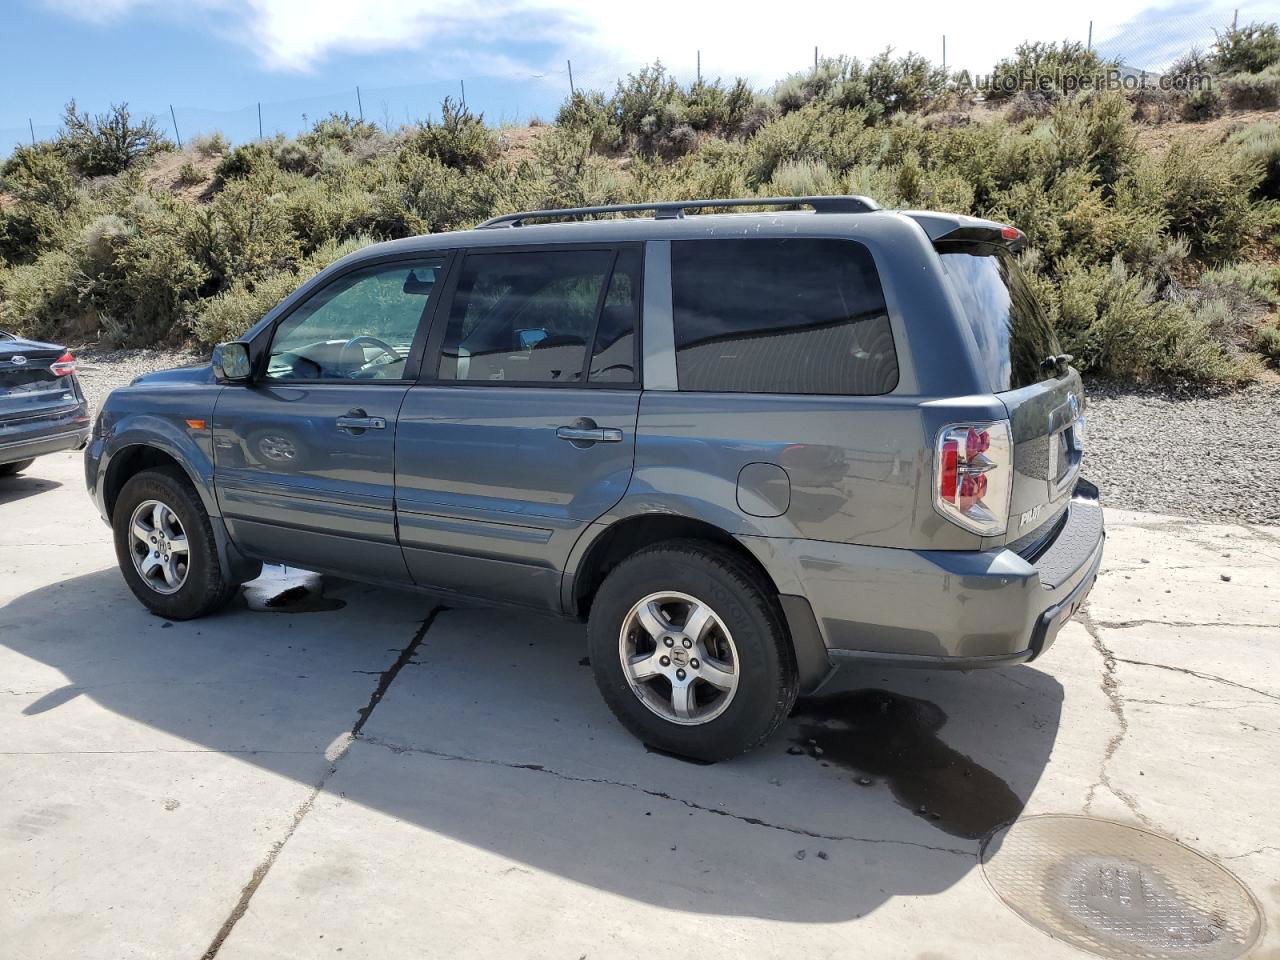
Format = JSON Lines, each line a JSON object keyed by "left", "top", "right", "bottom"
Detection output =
{"left": 670, "top": 238, "right": 897, "bottom": 395}
{"left": 937, "top": 241, "right": 1062, "bottom": 392}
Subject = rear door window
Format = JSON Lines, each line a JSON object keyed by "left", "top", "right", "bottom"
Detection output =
{"left": 438, "top": 248, "right": 638, "bottom": 385}
{"left": 936, "top": 241, "right": 1062, "bottom": 392}
{"left": 670, "top": 238, "right": 897, "bottom": 395}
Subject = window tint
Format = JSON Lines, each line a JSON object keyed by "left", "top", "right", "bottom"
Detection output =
{"left": 590, "top": 247, "right": 641, "bottom": 383}
{"left": 671, "top": 238, "right": 897, "bottom": 395}
{"left": 266, "top": 259, "right": 443, "bottom": 381}
{"left": 937, "top": 241, "right": 1061, "bottom": 392}
{"left": 439, "top": 250, "right": 616, "bottom": 384}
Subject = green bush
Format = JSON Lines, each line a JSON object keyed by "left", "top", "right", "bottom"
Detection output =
{"left": 1254, "top": 321, "right": 1280, "bottom": 363}
{"left": 556, "top": 91, "right": 623, "bottom": 152}
{"left": 1213, "top": 22, "right": 1280, "bottom": 75}
{"left": 400, "top": 98, "right": 498, "bottom": 171}
{"left": 192, "top": 235, "right": 371, "bottom": 344}
{"left": 57, "top": 100, "right": 171, "bottom": 177}
{"left": 1180, "top": 86, "right": 1223, "bottom": 120}
{"left": 1159, "top": 141, "right": 1260, "bottom": 261}
{"left": 176, "top": 161, "right": 207, "bottom": 187}
{"left": 984, "top": 42, "right": 1114, "bottom": 101}
{"left": 190, "top": 131, "right": 229, "bottom": 158}
{"left": 1050, "top": 257, "right": 1253, "bottom": 382}
{"left": 1228, "top": 121, "right": 1280, "bottom": 199}
{"left": 0, "top": 249, "right": 83, "bottom": 339}
{"left": 214, "top": 140, "right": 279, "bottom": 183}
{"left": 1223, "top": 68, "right": 1280, "bottom": 109}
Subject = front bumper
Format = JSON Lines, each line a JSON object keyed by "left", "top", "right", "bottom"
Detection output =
{"left": 743, "top": 480, "right": 1105, "bottom": 670}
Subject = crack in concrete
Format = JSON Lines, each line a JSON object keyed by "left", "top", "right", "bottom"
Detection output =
{"left": 1092, "top": 619, "right": 1279, "bottom": 630}
{"left": 358, "top": 734, "right": 974, "bottom": 857}
{"left": 1223, "top": 844, "right": 1280, "bottom": 860}
{"left": 199, "top": 606, "right": 442, "bottom": 960}
{"left": 1114, "top": 658, "right": 1279, "bottom": 703}
{"left": 1080, "top": 610, "right": 1153, "bottom": 828}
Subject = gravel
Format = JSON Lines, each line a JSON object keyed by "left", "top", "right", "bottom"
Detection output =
{"left": 1085, "top": 379, "right": 1279, "bottom": 525}
{"left": 73, "top": 346, "right": 206, "bottom": 411}
{"left": 69, "top": 349, "right": 1279, "bottom": 526}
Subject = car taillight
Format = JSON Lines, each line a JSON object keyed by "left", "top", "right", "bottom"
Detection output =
{"left": 50, "top": 351, "right": 76, "bottom": 376}
{"left": 934, "top": 421, "right": 1012, "bottom": 535}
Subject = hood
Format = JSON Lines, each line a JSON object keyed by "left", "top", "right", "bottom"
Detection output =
{"left": 130, "top": 364, "right": 215, "bottom": 387}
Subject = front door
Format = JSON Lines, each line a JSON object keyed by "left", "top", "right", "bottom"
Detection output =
{"left": 395, "top": 244, "right": 643, "bottom": 610}
{"left": 213, "top": 255, "right": 448, "bottom": 581}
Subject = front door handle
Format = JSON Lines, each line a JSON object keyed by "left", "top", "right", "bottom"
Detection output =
{"left": 336, "top": 409, "right": 386, "bottom": 433}
{"left": 556, "top": 419, "right": 624, "bottom": 447}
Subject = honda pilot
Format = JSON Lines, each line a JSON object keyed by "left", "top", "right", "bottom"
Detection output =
{"left": 85, "top": 197, "right": 1104, "bottom": 761}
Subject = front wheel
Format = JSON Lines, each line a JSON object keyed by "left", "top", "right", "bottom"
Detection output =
{"left": 587, "top": 541, "right": 798, "bottom": 762}
{"left": 112, "top": 467, "right": 237, "bottom": 620}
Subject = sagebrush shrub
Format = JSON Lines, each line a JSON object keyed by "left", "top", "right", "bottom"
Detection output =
{"left": 1223, "top": 69, "right": 1280, "bottom": 109}
{"left": 58, "top": 100, "right": 171, "bottom": 177}
{"left": 190, "top": 131, "right": 229, "bottom": 158}
{"left": 399, "top": 98, "right": 498, "bottom": 171}
{"left": 1213, "top": 22, "right": 1280, "bottom": 75}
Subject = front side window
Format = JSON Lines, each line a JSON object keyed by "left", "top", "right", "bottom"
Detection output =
{"left": 671, "top": 238, "right": 898, "bottom": 395}
{"left": 438, "top": 248, "right": 638, "bottom": 385}
{"left": 266, "top": 258, "right": 444, "bottom": 381}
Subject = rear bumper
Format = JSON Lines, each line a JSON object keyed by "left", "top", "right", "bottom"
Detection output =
{"left": 0, "top": 425, "right": 90, "bottom": 465}
{"left": 743, "top": 479, "right": 1104, "bottom": 672}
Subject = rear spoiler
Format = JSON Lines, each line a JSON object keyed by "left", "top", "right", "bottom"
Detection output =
{"left": 900, "top": 211, "right": 1027, "bottom": 252}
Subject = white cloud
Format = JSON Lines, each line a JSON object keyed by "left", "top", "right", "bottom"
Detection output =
{"left": 41, "top": 0, "right": 1263, "bottom": 82}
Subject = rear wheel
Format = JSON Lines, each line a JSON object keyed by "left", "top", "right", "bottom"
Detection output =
{"left": 112, "top": 467, "right": 237, "bottom": 620}
{"left": 587, "top": 540, "right": 797, "bottom": 762}
{"left": 0, "top": 458, "right": 35, "bottom": 477}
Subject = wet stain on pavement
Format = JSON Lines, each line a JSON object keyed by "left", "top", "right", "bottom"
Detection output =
{"left": 790, "top": 689, "right": 1023, "bottom": 839}
{"left": 261, "top": 585, "right": 345, "bottom": 613}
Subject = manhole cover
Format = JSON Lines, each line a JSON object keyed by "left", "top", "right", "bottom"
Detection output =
{"left": 981, "top": 816, "right": 1262, "bottom": 960}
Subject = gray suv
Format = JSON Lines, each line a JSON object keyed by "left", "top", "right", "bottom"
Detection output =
{"left": 85, "top": 196, "right": 1104, "bottom": 760}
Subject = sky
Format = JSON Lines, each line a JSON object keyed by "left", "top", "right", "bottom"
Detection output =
{"left": 1, "top": 0, "right": 1273, "bottom": 153}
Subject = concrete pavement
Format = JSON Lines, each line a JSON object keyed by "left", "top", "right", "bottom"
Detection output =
{"left": 2, "top": 449, "right": 1278, "bottom": 959}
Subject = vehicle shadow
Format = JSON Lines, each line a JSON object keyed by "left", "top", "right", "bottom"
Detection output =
{"left": 2, "top": 567, "right": 1064, "bottom": 924}
{"left": 0, "top": 474, "right": 62, "bottom": 507}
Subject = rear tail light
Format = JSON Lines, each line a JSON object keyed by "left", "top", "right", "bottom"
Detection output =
{"left": 934, "top": 421, "right": 1012, "bottom": 535}
{"left": 49, "top": 351, "right": 77, "bottom": 376}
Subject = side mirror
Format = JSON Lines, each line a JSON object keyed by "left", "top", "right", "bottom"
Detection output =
{"left": 212, "top": 342, "right": 252, "bottom": 383}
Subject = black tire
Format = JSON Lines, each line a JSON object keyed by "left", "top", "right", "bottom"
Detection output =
{"left": 112, "top": 466, "right": 237, "bottom": 620}
{"left": 587, "top": 540, "right": 798, "bottom": 762}
{"left": 0, "top": 458, "right": 35, "bottom": 477}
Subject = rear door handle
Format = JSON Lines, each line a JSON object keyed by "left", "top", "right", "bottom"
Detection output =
{"left": 557, "top": 425, "right": 624, "bottom": 444}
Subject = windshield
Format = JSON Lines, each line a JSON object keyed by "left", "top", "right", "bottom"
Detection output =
{"left": 937, "top": 241, "right": 1061, "bottom": 392}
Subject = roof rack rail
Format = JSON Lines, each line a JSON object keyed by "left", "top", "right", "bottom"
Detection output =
{"left": 477, "top": 195, "right": 880, "bottom": 229}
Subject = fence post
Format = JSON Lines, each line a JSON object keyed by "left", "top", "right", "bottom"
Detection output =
{"left": 29, "top": 118, "right": 36, "bottom": 146}
{"left": 258, "top": 102, "right": 263, "bottom": 140}
{"left": 814, "top": 45, "right": 818, "bottom": 69}
{"left": 460, "top": 79, "right": 466, "bottom": 109}
{"left": 697, "top": 50, "right": 701, "bottom": 83}
{"left": 1087, "top": 20, "right": 1093, "bottom": 50}
{"left": 567, "top": 59, "right": 575, "bottom": 95}
{"left": 942, "top": 35, "right": 946, "bottom": 72}
{"left": 356, "top": 86, "right": 364, "bottom": 121}
{"left": 169, "top": 104, "right": 182, "bottom": 149}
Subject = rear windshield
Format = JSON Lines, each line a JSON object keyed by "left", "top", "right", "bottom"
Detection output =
{"left": 937, "top": 241, "right": 1061, "bottom": 392}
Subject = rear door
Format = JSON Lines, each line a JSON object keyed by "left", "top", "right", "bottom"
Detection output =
{"left": 934, "top": 240, "right": 1084, "bottom": 548}
{"left": 212, "top": 255, "right": 447, "bottom": 581}
{"left": 394, "top": 244, "right": 643, "bottom": 610}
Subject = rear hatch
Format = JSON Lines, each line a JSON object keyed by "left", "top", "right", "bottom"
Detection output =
{"left": 0, "top": 336, "right": 81, "bottom": 426}
{"left": 934, "top": 239, "right": 1084, "bottom": 551}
